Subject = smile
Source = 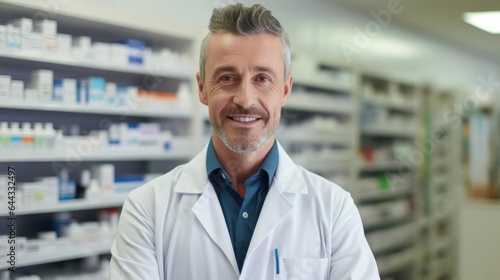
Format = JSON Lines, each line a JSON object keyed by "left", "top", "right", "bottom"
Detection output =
{"left": 230, "top": 117, "right": 258, "bottom": 122}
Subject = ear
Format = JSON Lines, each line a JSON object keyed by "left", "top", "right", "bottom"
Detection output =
{"left": 196, "top": 72, "right": 208, "bottom": 105}
{"left": 281, "top": 74, "right": 293, "bottom": 106}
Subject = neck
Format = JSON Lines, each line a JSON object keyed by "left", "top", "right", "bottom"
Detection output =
{"left": 212, "top": 134, "right": 275, "bottom": 197}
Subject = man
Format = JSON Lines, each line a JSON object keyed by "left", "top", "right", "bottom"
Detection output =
{"left": 110, "top": 3, "right": 379, "bottom": 280}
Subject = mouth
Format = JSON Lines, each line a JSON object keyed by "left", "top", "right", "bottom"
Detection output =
{"left": 230, "top": 116, "right": 259, "bottom": 123}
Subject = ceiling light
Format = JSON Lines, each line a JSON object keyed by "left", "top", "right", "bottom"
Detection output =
{"left": 463, "top": 11, "right": 500, "bottom": 34}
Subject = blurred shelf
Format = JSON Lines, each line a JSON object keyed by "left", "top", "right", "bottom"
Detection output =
{"left": 363, "top": 99, "right": 418, "bottom": 113}
{"left": 0, "top": 146, "right": 193, "bottom": 162}
{"left": 291, "top": 152, "right": 352, "bottom": 173}
{"left": 293, "top": 76, "right": 352, "bottom": 93}
{"left": 0, "top": 237, "right": 114, "bottom": 269}
{"left": 360, "top": 126, "right": 417, "bottom": 138}
{"left": 0, "top": 193, "right": 128, "bottom": 216}
{"left": 0, "top": 47, "right": 191, "bottom": 79}
{"left": 356, "top": 187, "right": 413, "bottom": 201}
{"left": 359, "top": 160, "right": 403, "bottom": 171}
{"left": 285, "top": 97, "right": 353, "bottom": 115}
{"left": 278, "top": 130, "right": 353, "bottom": 146}
{"left": 377, "top": 248, "right": 415, "bottom": 275}
{"left": 363, "top": 213, "right": 413, "bottom": 229}
{"left": 0, "top": 99, "right": 192, "bottom": 118}
{"left": 367, "top": 222, "right": 415, "bottom": 254}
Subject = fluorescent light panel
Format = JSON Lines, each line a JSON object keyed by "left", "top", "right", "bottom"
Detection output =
{"left": 463, "top": 11, "right": 500, "bottom": 34}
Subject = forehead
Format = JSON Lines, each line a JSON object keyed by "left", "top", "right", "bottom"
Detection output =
{"left": 205, "top": 32, "right": 285, "bottom": 76}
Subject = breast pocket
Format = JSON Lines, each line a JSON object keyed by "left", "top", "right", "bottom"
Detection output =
{"left": 275, "top": 258, "right": 328, "bottom": 280}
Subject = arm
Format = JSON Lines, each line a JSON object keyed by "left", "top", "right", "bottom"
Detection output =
{"left": 329, "top": 193, "right": 380, "bottom": 280}
{"left": 109, "top": 191, "right": 161, "bottom": 280}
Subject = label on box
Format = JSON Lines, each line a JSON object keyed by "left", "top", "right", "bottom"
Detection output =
{"left": 0, "top": 25, "right": 6, "bottom": 47}
{"left": 0, "top": 75, "right": 12, "bottom": 99}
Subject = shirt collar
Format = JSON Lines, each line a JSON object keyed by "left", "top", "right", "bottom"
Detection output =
{"left": 206, "top": 138, "right": 279, "bottom": 186}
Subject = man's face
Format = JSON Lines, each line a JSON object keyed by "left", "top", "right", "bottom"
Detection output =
{"left": 197, "top": 32, "right": 292, "bottom": 153}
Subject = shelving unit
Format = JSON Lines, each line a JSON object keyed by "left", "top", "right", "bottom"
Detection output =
{"left": 354, "top": 73, "right": 422, "bottom": 280}
{"left": 415, "top": 88, "right": 460, "bottom": 280}
{"left": 277, "top": 51, "right": 358, "bottom": 189}
{"left": 0, "top": 0, "right": 202, "bottom": 277}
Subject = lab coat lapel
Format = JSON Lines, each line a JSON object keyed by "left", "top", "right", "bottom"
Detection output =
{"left": 176, "top": 145, "right": 239, "bottom": 275}
{"left": 245, "top": 142, "right": 307, "bottom": 259}
{"left": 192, "top": 182, "right": 240, "bottom": 276}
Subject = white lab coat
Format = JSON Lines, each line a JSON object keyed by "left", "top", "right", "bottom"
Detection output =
{"left": 109, "top": 143, "right": 379, "bottom": 280}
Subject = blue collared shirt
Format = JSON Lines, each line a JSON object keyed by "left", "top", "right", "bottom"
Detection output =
{"left": 206, "top": 139, "right": 279, "bottom": 272}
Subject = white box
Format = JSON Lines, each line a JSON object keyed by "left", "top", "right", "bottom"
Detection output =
{"left": 43, "top": 34, "right": 56, "bottom": 52}
{"left": 25, "top": 88, "right": 38, "bottom": 100}
{"left": 30, "top": 70, "right": 54, "bottom": 101}
{"left": 91, "top": 42, "right": 111, "bottom": 62}
{"left": 22, "top": 32, "right": 44, "bottom": 51}
{"left": 92, "top": 164, "right": 115, "bottom": 193}
{"left": 0, "top": 25, "right": 6, "bottom": 47}
{"left": 8, "top": 18, "right": 33, "bottom": 34}
{"left": 6, "top": 25, "right": 20, "bottom": 48}
{"left": 0, "top": 75, "right": 12, "bottom": 99}
{"left": 56, "top": 34, "right": 72, "bottom": 53}
{"left": 63, "top": 78, "right": 77, "bottom": 104}
{"left": 10, "top": 80, "right": 24, "bottom": 100}
{"left": 34, "top": 19, "right": 57, "bottom": 35}
{"left": 73, "top": 36, "right": 91, "bottom": 50}
{"left": 110, "top": 43, "right": 128, "bottom": 65}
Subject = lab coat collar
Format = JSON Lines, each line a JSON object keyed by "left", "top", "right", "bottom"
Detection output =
{"left": 174, "top": 141, "right": 308, "bottom": 195}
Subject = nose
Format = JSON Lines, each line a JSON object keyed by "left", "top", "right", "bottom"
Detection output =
{"left": 232, "top": 79, "right": 257, "bottom": 108}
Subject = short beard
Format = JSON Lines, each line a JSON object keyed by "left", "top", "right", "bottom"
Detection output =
{"left": 214, "top": 122, "right": 275, "bottom": 154}
{"left": 211, "top": 105, "right": 278, "bottom": 154}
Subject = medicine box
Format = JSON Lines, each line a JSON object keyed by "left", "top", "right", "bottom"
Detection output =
{"left": 87, "top": 76, "right": 106, "bottom": 106}
{"left": 6, "top": 25, "right": 20, "bottom": 49}
{"left": 0, "top": 75, "right": 12, "bottom": 99}
{"left": 10, "top": 80, "right": 24, "bottom": 100}
{"left": 8, "top": 18, "right": 33, "bottom": 34}
{"left": 0, "top": 25, "right": 6, "bottom": 47}
{"left": 56, "top": 34, "right": 72, "bottom": 53}
{"left": 123, "top": 39, "right": 146, "bottom": 65}
{"left": 30, "top": 70, "right": 54, "bottom": 101}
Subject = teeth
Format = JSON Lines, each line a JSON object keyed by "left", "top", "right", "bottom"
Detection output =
{"left": 232, "top": 117, "right": 257, "bottom": 122}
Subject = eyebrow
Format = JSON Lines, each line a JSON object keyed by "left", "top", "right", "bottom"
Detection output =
{"left": 211, "top": 65, "right": 278, "bottom": 79}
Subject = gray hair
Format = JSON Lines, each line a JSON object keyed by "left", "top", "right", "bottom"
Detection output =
{"left": 199, "top": 3, "right": 291, "bottom": 81}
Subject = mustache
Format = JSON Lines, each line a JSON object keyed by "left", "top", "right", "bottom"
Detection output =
{"left": 221, "top": 105, "right": 268, "bottom": 118}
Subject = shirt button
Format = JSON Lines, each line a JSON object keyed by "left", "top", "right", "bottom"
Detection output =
{"left": 221, "top": 173, "right": 226, "bottom": 179}
{"left": 242, "top": 212, "right": 249, "bottom": 219}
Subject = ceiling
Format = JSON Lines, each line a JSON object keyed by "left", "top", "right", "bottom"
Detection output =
{"left": 334, "top": 0, "right": 500, "bottom": 64}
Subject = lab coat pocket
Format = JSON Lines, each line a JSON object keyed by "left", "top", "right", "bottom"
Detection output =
{"left": 275, "top": 257, "right": 328, "bottom": 280}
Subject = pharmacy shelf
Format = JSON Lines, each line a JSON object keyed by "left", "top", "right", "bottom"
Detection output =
{"left": 0, "top": 193, "right": 128, "bottom": 216}
{"left": 360, "top": 126, "right": 417, "bottom": 138}
{"left": 285, "top": 97, "right": 353, "bottom": 115}
{"left": 291, "top": 152, "right": 353, "bottom": 173}
{"left": 363, "top": 213, "right": 413, "bottom": 229}
{"left": 0, "top": 146, "right": 194, "bottom": 162}
{"left": 293, "top": 76, "right": 352, "bottom": 93}
{"left": 0, "top": 99, "right": 192, "bottom": 118}
{"left": 356, "top": 187, "right": 413, "bottom": 201}
{"left": 0, "top": 237, "right": 114, "bottom": 269}
{"left": 359, "top": 160, "right": 406, "bottom": 172}
{"left": 277, "top": 130, "right": 353, "bottom": 146}
{"left": 363, "top": 99, "right": 418, "bottom": 113}
{"left": 367, "top": 223, "right": 415, "bottom": 254}
{"left": 0, "top": 48, "right": 191, "bottom": 79}
{"left": 377, "top": 248, "right": 415, "bottom": 275}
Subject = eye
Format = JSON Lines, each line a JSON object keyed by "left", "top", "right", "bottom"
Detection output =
{"left": 256, "top": 75, "right": 270, "bottom": 82}
{"left": 219, "top": 75, "right": 235, "bottom": 82}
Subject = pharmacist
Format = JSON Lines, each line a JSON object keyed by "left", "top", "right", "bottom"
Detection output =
{"left": 110, "top": 3, "right": 379, "bottom": 280}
